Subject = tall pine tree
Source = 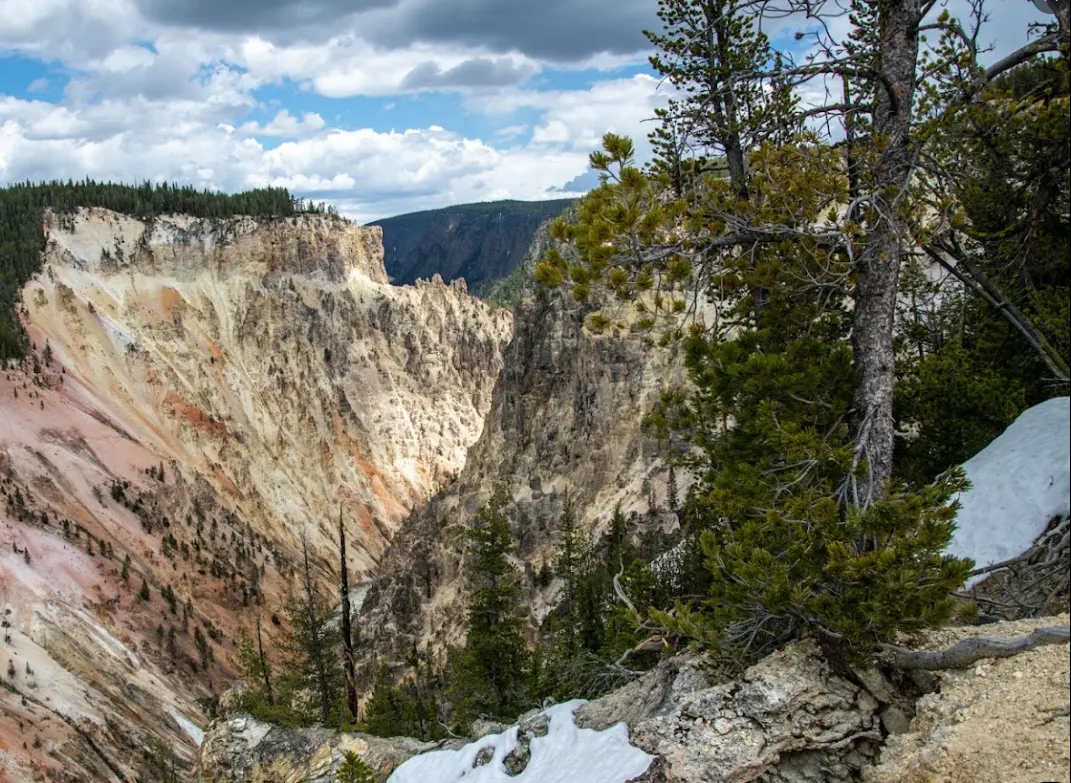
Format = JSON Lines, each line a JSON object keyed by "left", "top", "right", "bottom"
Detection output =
{"left": 448, "top": 490, "right": 529, "bottom": 723}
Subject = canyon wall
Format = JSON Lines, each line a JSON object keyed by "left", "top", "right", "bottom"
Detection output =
{"left": 0, "top": 208, "right": 511, "bottom": 780}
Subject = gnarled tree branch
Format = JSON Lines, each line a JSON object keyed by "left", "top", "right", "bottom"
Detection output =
{"left": 880, "top": 626, "right": 1070, "bottom": 670}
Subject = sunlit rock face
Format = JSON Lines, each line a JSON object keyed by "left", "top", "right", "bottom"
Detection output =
{"left": 359, "top": 279, "right": 688, "bottom": 668}
{"left": 27, "top": 208, "right": 512, "bottom": 573}
{"left": 0, "top": 207, "right": 511, "bottom": 780}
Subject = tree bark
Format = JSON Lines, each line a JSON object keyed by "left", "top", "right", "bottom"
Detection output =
{"left": 709, "top": 1, "right": 748, "bottom": 197}
{"left": 256, "top": 615, "right": 274, "bottom": 704}
{"left": 339, "top": 509, "right": 359, "bottom": 722}
{"left": 881, "top": 626, "right": 1069, "bottom": 670}
{"left": 301, "top": 536, "right": 332, "bottom": 726}
{"left": 849, "top": 0, "right": 923, "bottom": 507}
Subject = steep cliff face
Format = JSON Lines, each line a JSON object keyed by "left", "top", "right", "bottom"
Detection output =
{"left": 0, "top": 208, "right": 511, "bottom": 781}
{"left": 25, "top": 208, "right": 512, "bottom": 574}
{"left": 372, "top": 199, "right": 575, "bottom": 291}
{"left": 359, "top": 283, "right": 686, "bottom": 659}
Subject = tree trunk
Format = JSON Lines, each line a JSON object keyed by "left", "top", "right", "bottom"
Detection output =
{"left": 301, "top": 537, "right": 332, "bottom": 726}
{"left": 256, "top": 616, "right": 274, "bottom": 704}
{"left": 881, "top": 626, "right": 1069, "bottom": 669}
{"left": 339, "top": 509, "right": 359, "bottom": 722}
{"left": 849, "top": 0, "right": 923, "bottom": 507}
{"left": 709, "top": 1, "right": 748, "bottom": 198}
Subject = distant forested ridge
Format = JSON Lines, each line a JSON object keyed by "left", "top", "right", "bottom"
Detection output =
{"left": 370, "top": 198, "right": 575, "bottom": 292}
{"left": 0, "top": 180, "right": 330, "bottom": 360}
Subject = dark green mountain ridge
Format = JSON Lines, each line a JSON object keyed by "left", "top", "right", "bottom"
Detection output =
{"left": 369, "top": 198, "right": 575, "bottom": 292}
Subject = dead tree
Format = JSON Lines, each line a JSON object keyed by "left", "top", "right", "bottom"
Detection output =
{"left": 881, "top": 626, "right": 1069, "bottom": 669}
{"left": 339, "top": 508, "right": 359, "bottom": 722}
{"left": 256, "top": 615, "right": 274, "bottom": 704}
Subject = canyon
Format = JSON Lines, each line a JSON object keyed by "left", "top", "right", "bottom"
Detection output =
{"left": 0, "top": 208, "right": 511, "bottom": 781}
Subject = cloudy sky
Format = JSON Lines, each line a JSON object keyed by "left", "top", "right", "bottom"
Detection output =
{"left": 0, "top": 0, "right": 1049, "bottom": 222}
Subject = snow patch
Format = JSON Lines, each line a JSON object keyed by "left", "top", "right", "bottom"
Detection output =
{"left": 387, "top": 700, "right": 653, "bottom": 783}
{"left": 169, "top": 708, "right": 204, "bottom": 747}
{"left": 948, "top": 397, "right": 1070, "bottom": 587}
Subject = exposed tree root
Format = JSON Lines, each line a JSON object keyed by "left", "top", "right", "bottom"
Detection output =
{"left": 880, "top": 626, "right": 1070, "bottom": 670}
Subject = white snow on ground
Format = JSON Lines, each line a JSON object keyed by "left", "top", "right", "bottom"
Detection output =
{"left": 387, "top": 700, "right": 653, "bottom": 783}
{"left": 948, "top": 397, "right": 1070, "bottom": 587}
{"left": 169, "top": 708, "right": 205, "bottom": 747}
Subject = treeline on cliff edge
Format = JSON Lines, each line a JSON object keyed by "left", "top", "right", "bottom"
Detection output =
{"left": 0, "top": 180, "right": 335, "bottom": 360}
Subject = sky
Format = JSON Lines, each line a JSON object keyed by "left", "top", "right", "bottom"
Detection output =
{"left": 0, "top": 0, "right": 1051, "bottom": 223}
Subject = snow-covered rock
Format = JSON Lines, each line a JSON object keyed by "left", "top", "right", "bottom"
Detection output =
{"left": 387, "top": 701, "right": 653, "bottom": 783}
{"left": 948, "top": 397, "right": 1070, "bottom": 585}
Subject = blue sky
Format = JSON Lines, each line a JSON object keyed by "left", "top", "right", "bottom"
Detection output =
{"left": 0, "top": 0, "right": 1050, "bottom": 222}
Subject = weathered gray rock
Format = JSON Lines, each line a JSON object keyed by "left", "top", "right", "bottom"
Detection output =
{"left": 584, "top": 641, "right": 881, "bottom": 783}
{"left": 575, "top": 653, "right": 716, "bottom": 732}
{"left": 195, "top": 712, "right": 444, "bottom": 783}
{"left": 470, "top": 718, "right": 509, "bottom": 739}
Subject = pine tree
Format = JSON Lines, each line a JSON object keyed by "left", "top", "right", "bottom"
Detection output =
{"left": 237, "top": 618, "right": 274, "bottom": 704}
{"left": 449, "top": 491, "right": 529, "bottom": 723}
{"left": 335, "top": 751, "right": 375, "bottom": 783}
{"left": 363, "top": 664, "right": 412, "bottom": 738}
{"left": 644, "top": 0, "right": 797, "bottom": 195}
{"left": 641, "top": 160, "right": 974, "bottom": 659}
{"left": 552, "top": 498, "right": 584, "bottom": 654}
{"left": 138, "top": 578, "right": 150, "bottom": 601}
{"left": 279, "top": 536, "right": 342, "bottom": 726}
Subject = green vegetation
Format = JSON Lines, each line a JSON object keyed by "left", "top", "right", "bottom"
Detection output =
{"left": 363, "top": 656, "right": 445, "bottom": 740}
{"left": 372, "top": 198, "right": 575, "bottom": 291}
{"left": 446, "top": 491, "right": 530, "bottom": 725}
{"left": 336, "top": 751, "right": 376, "bottom": 783}
{"left": 532, "top": 0, "right": 1066, "bottom": 667}
{"left": 0, "top": 179, "right": 331, "bottom": 360}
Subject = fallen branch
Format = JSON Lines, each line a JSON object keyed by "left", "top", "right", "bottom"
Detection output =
{"left": 880, "top": 626, "right": 1069, "bottom": 670}
{"left": 1040, "top": 706, "right": 1071, "bottom": 726}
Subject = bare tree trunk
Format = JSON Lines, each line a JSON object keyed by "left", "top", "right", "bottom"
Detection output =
{"left": 849, "top": 0, "right": 923, "bottom": 507}
{"left": 709, "top": 1, "right": 748, "bottom": 198}
{"left": 256, "top": 615, "right": 274, "bottom": 704}
{"left": 301, "top": 536, "right": 332, "bottom": 726}
{"left": 338, "top": 509, "right": 359, "bottom": 722}
{"left": 881, "top": 626, "right": 1069, "bottom": 669}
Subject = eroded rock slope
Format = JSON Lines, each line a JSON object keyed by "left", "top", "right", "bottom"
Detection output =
{"left": 360, "top": 281, "right": 687, "bottom": 660}
{"left": 0, "top": 208, "right": 511, "bottom": 780}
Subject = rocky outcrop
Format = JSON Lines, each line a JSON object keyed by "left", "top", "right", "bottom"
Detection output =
{"left": 192, "top": 618, "right": 1070, "bottom": 783}
{"left": 578, "top": 642, "right": 882, "bottom": 783}
{"left": 359, "top": 281, "right": 686, "bottom": 660}
{"left": 196, "top": 711, "right": 436, "bottom": 783}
